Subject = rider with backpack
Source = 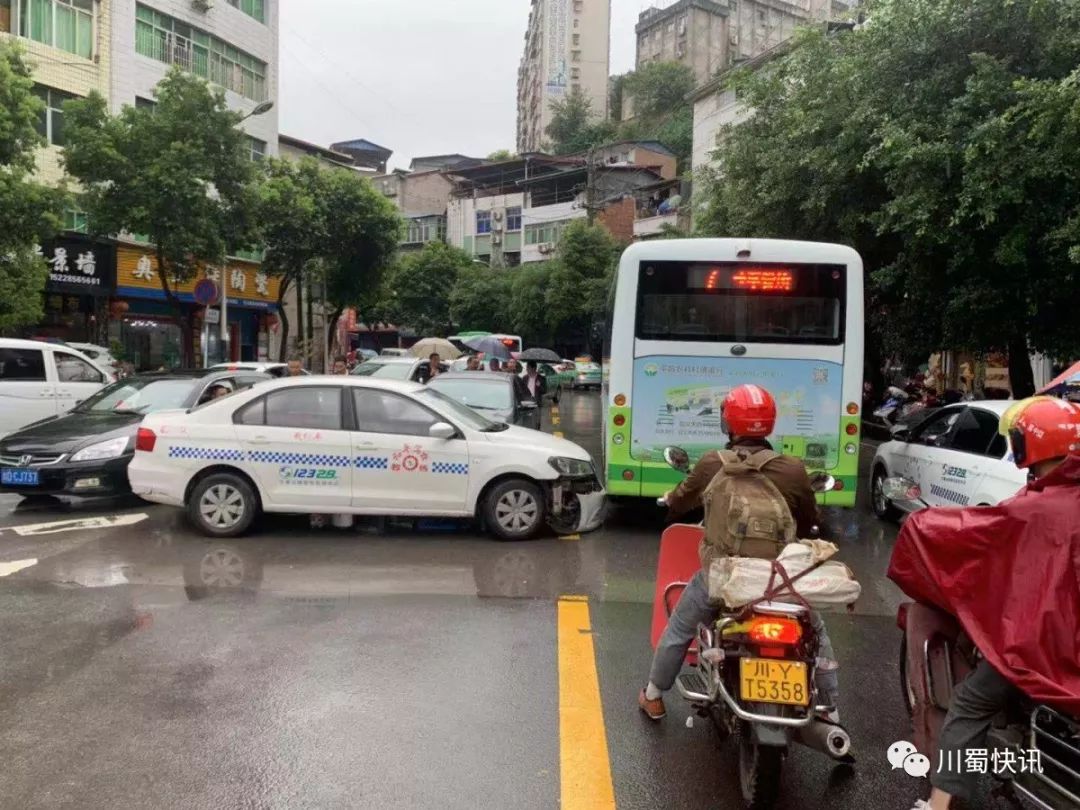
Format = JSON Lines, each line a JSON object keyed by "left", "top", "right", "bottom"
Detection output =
{"left": 638, "top": 383, "right": 842, "bottom": 722}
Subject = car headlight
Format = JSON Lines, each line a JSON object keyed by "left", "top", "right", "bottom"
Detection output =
{"left": 548, "top": 456, "right": 594, "bottom": 477}
{"left": 71, "top": 436, "right": 130, "bottom": 462}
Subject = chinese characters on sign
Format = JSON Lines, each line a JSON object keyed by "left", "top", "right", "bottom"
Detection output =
{"left": 123, "top": 250, "right": 276, "bottom": 302}
{"left": 41, "top": 238, "right": 116, "bottom": 296}
{"left": 133, "top": 255, "right": 155, "bottom": 281}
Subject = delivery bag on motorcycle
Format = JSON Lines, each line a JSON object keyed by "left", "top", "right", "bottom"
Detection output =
{"left": 701, "top": 449, "right": 796, "bottom": 563}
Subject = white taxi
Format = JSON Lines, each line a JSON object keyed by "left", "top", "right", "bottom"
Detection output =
{"left": 127, "top": 377, "right": 605, "bottom": 540}
{"left": 870, "top": 400, "right": 1027, "bottom": 520}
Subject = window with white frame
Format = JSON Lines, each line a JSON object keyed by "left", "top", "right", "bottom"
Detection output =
{"left": 506, "top": 207, "right": 522, "bottom": 232}
{"left": 247, "top": 135, "right": 266, "bottom": 162}
{"left": 135, "top": 4, "right": 268, "bottom": 102}
{"left": 33, "top": 85, "right": 76, "bottom": 146}
{"left": 476, "top": 210, "right": 492, "bottom": 235}
{"left": 18, "top": 0, "right": 94, "bottom": 59}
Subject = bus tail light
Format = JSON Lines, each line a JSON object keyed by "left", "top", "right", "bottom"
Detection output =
{"left": 845, "top": 423, "right": 858, "bottom": 435}
{"left": 622, "top": 470, "right": 634, "bottom": 481}
{"left": 614, "top": 393, "right": 627, "bottom": 407}
{"left": 833, "top": 480, "right": 845, "bottom": 490}
{"left": 846, "top": 402, "right": 859, "bottom": 415}
{"left": 614, "top": 414, "right": 626, "bottom": 427}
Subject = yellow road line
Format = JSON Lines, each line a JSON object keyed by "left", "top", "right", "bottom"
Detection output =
{"left": 559, "top": 533, "right": 581, "bottom": 541}
{"left": 558, "top": 597, "right": 616, "bottom": 810}
{"left": 553, "top": 430, "right": 564, "bottom": 439}
{"left": 552, "top": 416, "right": 561, "bottom": 426}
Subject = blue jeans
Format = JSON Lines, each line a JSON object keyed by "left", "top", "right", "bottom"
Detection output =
{"left": 648, "top": 570, "right": 841, "bottom": 705}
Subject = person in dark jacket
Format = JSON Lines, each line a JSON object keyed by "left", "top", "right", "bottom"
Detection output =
{"left": 638, "top": 384, "right": 840, "bottom": 723}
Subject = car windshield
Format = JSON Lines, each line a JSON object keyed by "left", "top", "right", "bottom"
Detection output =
{"left": 75, "top": 378, "right": 196, "bottom": 414}
{"left": 427, "top": 378, "right": 512, "bottom": 411}
{"left": 413, "top": 387, "right": 506, "bottom": 432}
{"left": 577, "top": 363, "right": 600, "bottom": 373}
{"left": 352, "top": 361, "right": 414, "bottom": 380}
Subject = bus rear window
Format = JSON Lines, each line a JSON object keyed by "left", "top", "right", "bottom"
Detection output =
{"left": 635, "top": 261, "right": 846, "bottom": 345}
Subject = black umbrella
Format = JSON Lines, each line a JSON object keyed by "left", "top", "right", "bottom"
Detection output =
{"left": 518, "top": 347, "right": 561, "bottom": 363}
{"left": 462, "top": 335, "right": 513, "bottom": 360}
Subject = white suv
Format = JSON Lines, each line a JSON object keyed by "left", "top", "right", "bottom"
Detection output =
{"left": 0, "top": 339, "right": 114, "bottom": 438}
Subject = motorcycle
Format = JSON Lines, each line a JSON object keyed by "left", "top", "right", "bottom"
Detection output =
{"left": 884, "top": 476, "right": 1080, "bottom": 810}
{"left": 654, "top": 447, "right": 854, "bottom": 810}
{"left": 874, "top": 386, "right": 912, "bottom": 425}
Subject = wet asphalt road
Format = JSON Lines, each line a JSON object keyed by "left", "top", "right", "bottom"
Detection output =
{"left": 0, "top": 391, "right": 956, "bottom": 810}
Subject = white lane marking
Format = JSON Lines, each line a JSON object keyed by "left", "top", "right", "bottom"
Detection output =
{"left": 0, "top": 558, "right": 38, "bottom": 577}
{"left": 3, "top": 512, "right": 149, "bottom": 537}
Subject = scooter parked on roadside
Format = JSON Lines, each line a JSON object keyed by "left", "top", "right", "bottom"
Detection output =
{"left": 652, "top": 447, "right": 854, "bottom": 810}
{"left": 885, "top": 476, "right": 1080, "bottom": 810}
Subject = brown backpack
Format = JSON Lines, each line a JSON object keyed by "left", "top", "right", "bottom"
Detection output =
{"left": 702, "top": 449, "right": 796, "bottom": 561}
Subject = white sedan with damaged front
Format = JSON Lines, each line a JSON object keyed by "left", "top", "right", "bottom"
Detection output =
{"left": 127, "top": 377, "right": 605, "bottom": 540}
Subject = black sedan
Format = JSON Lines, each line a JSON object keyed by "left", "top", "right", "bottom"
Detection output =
{"left": 0, "top": 369, "right": 270, "bottom": 498}
{"left": 426, "top": 372, "right": 541, "bottom": 430}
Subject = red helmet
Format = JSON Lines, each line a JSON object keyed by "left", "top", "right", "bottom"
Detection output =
{"left": 1000, "top": 396, "right": 1080, "bottom": 469}
{"left": 722, "top": 384, "right": 777, "bottom": 438}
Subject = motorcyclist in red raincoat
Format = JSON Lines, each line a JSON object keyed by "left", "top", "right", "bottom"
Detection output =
{"left": 906, "top": 397, "right": 1080, "bottom": 810}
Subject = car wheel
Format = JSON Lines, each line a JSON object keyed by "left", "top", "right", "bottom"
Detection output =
{"left": 871, "top": 467, "right": 900, "bottom": 522}
{"left": 188, "top": 473, "right": 259, "bottom": 538}
{"left": 484, "top": 478, "right": 545, "bottom": 541}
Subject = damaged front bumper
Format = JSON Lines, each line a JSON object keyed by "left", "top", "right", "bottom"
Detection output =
{"left": 547, "top": 472, "right": 607, "bottom": 534}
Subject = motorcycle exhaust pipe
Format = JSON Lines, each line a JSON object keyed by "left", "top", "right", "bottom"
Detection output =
{"left": 794, "top": 719, "right": 852, "bottom": 761}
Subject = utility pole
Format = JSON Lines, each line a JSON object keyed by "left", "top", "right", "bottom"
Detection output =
{"left": 585, "top": 145, "right": 598, "bottom": 224}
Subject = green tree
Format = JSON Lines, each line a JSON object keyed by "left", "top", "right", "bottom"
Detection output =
{"left": 545, "top": 87, "right": 617, "bottom": 155}
{"left": 319, "top": 167, "right": 402, "bottom": 349}
{"left": 0, "top": 43, "right": 65, "bottom": 332}
{"left": 617, "top": 61, "right": 695, "bottom": 169}
{"left": 507, "top": 262, "right": 554, "bottom": 346}
{"left": 486, "top": 149, "right": 515, "bottom": 161}
{"left": 63, "top": 70, "right": 258, "bottom": 365}
{"left": 621, "top": 61, "right": 696, "bottom": 120}
{"left": 543, "top": 220, "right": 621, "bottom": 352}
{"left": 386, "top": 241, "right": 470, "bottom": 336}
{"left": 257, "top": 157, "right": 327, "bottom": 360}
{"left": 699, "top": 0, "right": 1080, "bottom": 396}
{"left": 449, "top": 265, "right": 511, "bottom": 332}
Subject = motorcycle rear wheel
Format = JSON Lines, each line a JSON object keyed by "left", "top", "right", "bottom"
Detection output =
{"left": 738, "top": 732, "right": 783, "bottom": 810}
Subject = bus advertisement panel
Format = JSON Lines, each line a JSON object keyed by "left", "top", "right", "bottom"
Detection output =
{"left": 603, "top": 239, "right": 864, "bottom": 507}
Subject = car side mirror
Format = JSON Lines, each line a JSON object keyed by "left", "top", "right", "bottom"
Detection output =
{"left": 429, "top": 422, "right": 456, "bottom": 440}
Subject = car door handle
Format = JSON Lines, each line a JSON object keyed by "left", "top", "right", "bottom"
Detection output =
{"left": 249, "top": 435, "right": 271, "bottom": 445}
{"left": 355, "top": 441, "right": 375, "bottom": 448}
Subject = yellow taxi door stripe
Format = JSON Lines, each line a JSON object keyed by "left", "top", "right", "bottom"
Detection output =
{"left": 558, "top": 596, "right": 616, "bottom": 809}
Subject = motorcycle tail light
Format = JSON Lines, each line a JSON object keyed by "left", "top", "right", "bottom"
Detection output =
{"left": 135, "top": 428, "right": 157, "bottom": 453}
{"left": 748, "top": 617, "right": 802, "bottom": 646}
{"left": 756, "top": 646, "right": 788, "bottom": 659}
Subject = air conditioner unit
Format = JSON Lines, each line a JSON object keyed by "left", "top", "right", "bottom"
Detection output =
{"left": 730, "top": 32, "right": 740, "bottom": 46}
{"left": 192, "top": 0, "right": 213, "bottom": 11}
{"left": 492, "top": 235, "right": 503, "bottom": 246}
{"left": 538, "top": 242, "right": 554, "bottom": 254}
{"left": 492, "top": 210, "right": 504, "bottom": 221}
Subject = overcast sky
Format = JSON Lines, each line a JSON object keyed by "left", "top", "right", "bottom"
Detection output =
{"left": 279, "top": 0, "right": 655, "bottom": 170}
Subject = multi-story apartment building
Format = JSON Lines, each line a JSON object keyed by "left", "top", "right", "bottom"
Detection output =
{"left": 2, "top": 0, "right": 114, "bottom": 184}
{"left": 631, "top": 0, "right": 850, "bottom": 94}
{"left": 446, "top": 147, "right": 672, "bottom": 267}
{"left": 516, "top": 0, "right": 611, "bottom": 153}
{"left": 112, "top": 0, "right": 279, "bottom": 157}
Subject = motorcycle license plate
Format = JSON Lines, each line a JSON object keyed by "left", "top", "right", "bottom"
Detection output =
{"left": 739, "top": 658, "right": 809, "bottom": 706}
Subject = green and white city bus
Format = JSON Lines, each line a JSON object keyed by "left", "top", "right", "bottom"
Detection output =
{"left": 603, "top": 239, "right": 864, "bottom": 507}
